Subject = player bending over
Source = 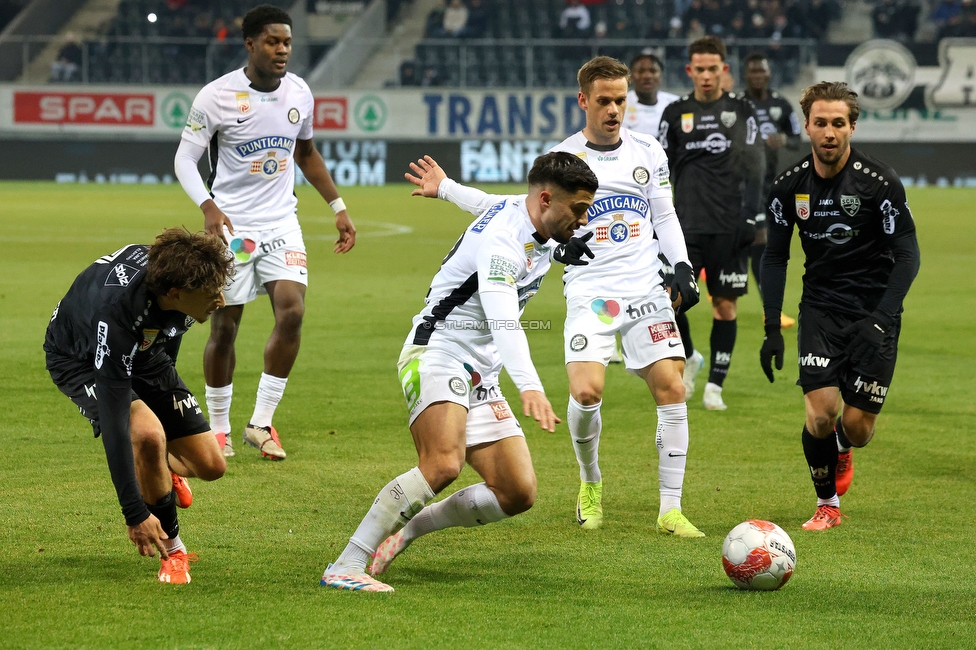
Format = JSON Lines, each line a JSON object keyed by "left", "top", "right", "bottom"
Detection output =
{"left": 45, "top": 229, "right": 234, "bottom": 583}
{"left": 320, "top": 152, "right": 598, "bottom": 592}
{"left": 760, "top": 82, "right": 920, "bottom": 530}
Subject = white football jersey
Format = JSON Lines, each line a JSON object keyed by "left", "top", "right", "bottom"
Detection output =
{"left": 405, "top": 197, "right": 553, "bottom": 375}
{"left": 182, "top": 69, "right": 315, "bottom": 231}
{"left": 549, "top": 128, "right": 675, "bottom": 300}
{"left": 623, "top": 89, "right": 680, "bottom": 136}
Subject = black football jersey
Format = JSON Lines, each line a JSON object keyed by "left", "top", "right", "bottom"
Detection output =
{"left": 44, "top": 244, "right": 193, "bottom": 522}
{"left": 764, "top": 149, "right": 917, "bottom": 317}
{"left": 659, "top": 91, "right": 765, "bottom": 235}
{"left": 746, "top": 90, "right": 802, "bottom": 191}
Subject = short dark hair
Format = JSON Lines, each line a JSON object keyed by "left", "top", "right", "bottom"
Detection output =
{"left": 242, "top": 4, "right": 293, "bottom": 40}
{"left": 687, "top": 36, "right": 727, "bottom": 61}
{"left": 799, "top": 81, "right": 860, "bottom": 124}
{"left": 577, "top": 56, "right": 630, "bottom": 95}
{"left": 146, "top": 228, "right": 234, "bottom": 296}
{"left": 527, "top": 152, "right": 599, "bottom": 196}
{"left": 630, "top": 52, "right": 664, "bottom": 71}
{"left": 743, "top": 51, "right": 768, "bottom": 68}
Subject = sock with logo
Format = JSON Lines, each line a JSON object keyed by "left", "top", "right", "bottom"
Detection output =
{"left": 330, "top": 467, "right": 435, "bottom": 575}
{"left": 146, "top": 490, "right": 180, "bottom": 542}
{"left": 250, "top": 373, "right": 287, "bottom": 428}
{"left": 835, "top": 417, "right": 852, "bottom": 452}
{"left": 656, "top": 402, "right": 689, "bottom": 516}
{"left": 568, "top": 396, "right": 602, "bottom": 483}
{"left": 708, "top": 318, "right": 737, "bottom": 386}
{"left": 400, "top": 482, "right": 509, "bottom": 545}
{"left": 675, "top": 311, "right": 696, "bottom": 357}
{"left": 205, "top": 383, "right": 232, "bottom": 435}
{"left": 802, "top": 426, "right": 838, "bottom": 500}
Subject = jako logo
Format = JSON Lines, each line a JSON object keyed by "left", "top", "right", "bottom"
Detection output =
{"left": 800, "top": 353, "right": 830, "bottom": 367}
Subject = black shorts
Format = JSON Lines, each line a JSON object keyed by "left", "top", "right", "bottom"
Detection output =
{"left": 796, "top": 305, "right": 901, "bottom": 415}
{"left": 47, "top": 355, "right": 210, "bottom": 440}
{"left": 685, "top": 232, "right": 750, "bottom": 298}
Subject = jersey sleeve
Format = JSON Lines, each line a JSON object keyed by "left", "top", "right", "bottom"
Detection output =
{"left": 476, "top": 230, "right": 544, "bottom": 393}
{"left": 781, "top": 100, "right": 802, "bottom": 149}
{"left": 438, "top": 178, "right": 507, "bottom": 216}
{"left": 644, "top": 146, "right": 690, "bottom": 266}
{"left": 658, "top": 105, "right": 675, "bottom": 160}
{"left": 298, "top": 85, "right": 314, "bottom": 140}
{"left": 91, "top": 309, "right": 150, "bottom": 527}
{"left": 872, "top": 175, "right": 920, "bottom": 320}
{"left": 182, "top": 84, "right": 220, "bottom": 148}
{"left": 760, "top": 182, "right": 794, "bottom": 323}
{"left": 738, "top": 100, "right": 766, "bottom": 219}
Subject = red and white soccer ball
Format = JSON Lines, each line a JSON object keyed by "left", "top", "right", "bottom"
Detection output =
{"left": 721, "top": 520, "right": 796, "bottom": 591}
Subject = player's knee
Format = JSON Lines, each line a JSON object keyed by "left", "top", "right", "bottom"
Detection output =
{"left": 196, "top": 454, "right": 226, "bottom": 481}
{"left": 845, "top": 423, "right": 875, "bottom": 447}
{"left": 130, "top": 425, "right": 167, "bottom": 458}
{"left": 653, "top": 372, "right": 686, "bottom": 404}
{"left": 275, "top": 303, "right": 305, "bottom": 334}
{"left": 572, "top": 385, "right": 603, "bottom": 406}
{"left": 421, "top": 454, "right": 463, "bottom": 492}
{"left": 806, "top": 413, "right": 835, "bottom": 438}
{"left": 500, "top": 477, "right": 537, "bottom": 516}
{"left": 209, "top": 315, "right": 237, "bottom": 345}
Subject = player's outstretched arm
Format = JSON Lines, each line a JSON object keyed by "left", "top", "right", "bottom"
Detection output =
{"left": 405, "top": 155, "right": 501, "bottom": 216}
{"left": 127, "top": 514, "right": 170, "bottom": 558}
{"left": 175, "top": 139, "right": 235, "bottom": 243}
{"left": 294, "top": 138, "right": 356, "bottom": 253}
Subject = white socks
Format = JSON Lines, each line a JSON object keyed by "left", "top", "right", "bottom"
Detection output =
{"left": 161, "top": 534, "right": 186, "bottom": 555}
{"left": 818, "top": 495, "right": 841, "bottom": 507}
{"left": 331, "top": 467, "right": 435, "bottom": 574}
{"left": 656, "top": 402, "right": 689, "bottom": 516}
{"left": 251, "top": 373, "right": 288, "bottom": 428}
{"left": 205, "top": 383, "right": 233, "bottom": 435}
{"left": 568, "top": 396, "right": 603, "bottom": 483}
{"left": 402, "top": 482, "right": 508, "bottom": 544}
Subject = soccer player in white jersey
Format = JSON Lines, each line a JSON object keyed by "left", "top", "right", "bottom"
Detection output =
{"left": 174, "top": 6, "right": 355, "bottom": 461}
{"left": 623, "top": 52, "right": 680, "bottom": 136}
{"left": 320, "top": 153, "right": 598, "bottom": 592}
{"left": 417, "top": 57, "right": 706, "bottom": 537}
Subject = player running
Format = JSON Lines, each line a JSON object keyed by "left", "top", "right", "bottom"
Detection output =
{"left": 741, "top": 51, "right": 802, "bottom": 328}
{"left": 415, "top": 56, "right": 705, "bottom": 537}
{"left": 659, "top": 36, "right": 766, "bottom": 411}
{"left": 320, "top": 152, "right": 598, "bottom": 592}
{"left": 174, "top": 5, "right": 355, "bottom": 461}
{"left": 759, "top": 81, "right": 920, "bottom": 530}
{"left": 44, "top": 228, "right": 234, "bottom": 583}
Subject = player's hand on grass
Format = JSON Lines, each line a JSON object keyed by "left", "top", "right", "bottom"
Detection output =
{"left": 670, "top": 261, "right": 700, "bottom": 314}
{"left": 760, "top": 323, "right": 785, "bottom": 383}
{"left": 201, "top": 199, "right": 234, "bottom": 244}
{"left": 127, "top": 514, "right": 169, "bottom": 559}
{"left": 553, "top": 232, "right": 594, "bottom": 266}
{"left": 405, "top": 155, "right": 447, "bottom": 198}
{"left": 334, "top": 211, "right": 356, "bottom": 253}
{"left": 521, "top": 390, "right": 560, "bottom": 433}
{"left": 843, "top": 314, "right": 892, "bottom": 365}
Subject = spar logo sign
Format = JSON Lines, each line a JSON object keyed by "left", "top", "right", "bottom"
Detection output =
{"left": 14, "top": 91, "right": 155, "bottom": 125}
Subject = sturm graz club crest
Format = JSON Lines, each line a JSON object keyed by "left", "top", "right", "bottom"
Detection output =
{"left": 448, "top": 376, "right": 467, "bottom": 396}
{"left": 841, "top": 195, "right": 861, "bottom": 217}
{"left": 570, "top": 334, "right": 587, "bottom": 351}
{"left": 632, "top": 166, "right": 650, "bottom": 185}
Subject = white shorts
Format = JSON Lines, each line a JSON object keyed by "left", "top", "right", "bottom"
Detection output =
{"left": 563, "top": 290, "right": 685, "bottom": 375}
{"left": 397, "top": 346, "right": 524, "bottom": 446}
{"left": 223, "top": 223, "right": 308, "bottom": 306}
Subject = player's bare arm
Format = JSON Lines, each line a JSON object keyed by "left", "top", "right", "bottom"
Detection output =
{"left": 520, "top": 390, "right": 560, "bottom": 433}
{"left": 294, "top": 138, "right": 356, "bottom": 254}
{"left": 405, "top": 155, "right": 447, "bottom": 197}
{"left": 200, "top": 199, "right": 235, "bottom": 243}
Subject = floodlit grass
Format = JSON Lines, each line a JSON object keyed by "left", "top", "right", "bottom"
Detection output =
{"left": 1, "top": 183, "right": 973, "bottom": 649}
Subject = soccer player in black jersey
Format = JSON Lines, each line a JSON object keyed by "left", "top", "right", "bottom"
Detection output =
{"left": 741, "top": 51, "right": 801, "bottom": 326}
{"left": 759, "top": 82, "right": 920, "bottom": 531}
{"left": 45, "top": 229, "right": 234, "bottom": 582}
{"left": 659, "top": 36, "right": 766, "bottom": 411}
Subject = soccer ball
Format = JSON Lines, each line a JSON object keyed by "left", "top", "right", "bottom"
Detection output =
{"left": 721, "top": 520, "right": 796, "bottom": 591}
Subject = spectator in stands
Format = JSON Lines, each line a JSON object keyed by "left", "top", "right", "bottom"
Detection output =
{"left": 442, "top": 0, "right": 469, "bottom": 37}
{"left": 803, "top": 0, "right": 834, "bottom": 40}
{"left": 422, "top": 65, "right": 442, "bottom": 86}
{"left": 560, "top": 0, "right": 592, "bottom": 37}
{"left": 401, "top": 60, "right": 420, "bottom": 86}
{"left": 50, "top": 34, "right": 83, "bottom": 83}
{"left": 932, "top": 0, "right": 962, "bottom": 33}
{"left": 425, "top": 3, "right": 445, "bottom": 37}
{"left": 462, "top": 0, "right": 489, "bottom": 38}
{"left": 963, "top": 0, "right": 976, "bottom": 35}
{"left": 685, "top": 17, "right": 706, "bottom": 39}
{"left": 871, "top": 0, "right": 904, "bottom": 38}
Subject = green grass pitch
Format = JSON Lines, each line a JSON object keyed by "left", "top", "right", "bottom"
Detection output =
{"left": 0, "top": 182, "right": 973, "bottom": 648}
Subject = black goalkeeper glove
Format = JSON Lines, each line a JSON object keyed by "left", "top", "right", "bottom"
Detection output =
{"left": 553, "top": 232, "right": 594, "bottom": 266}
{"left": 843, "top": 313, "right": 893, "bottom": 365}
{"left": 759, "top": 321, "right": 784, "bottom": 383}
{"left": 670, "top": 261, "right": 700, "bottom": 314}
